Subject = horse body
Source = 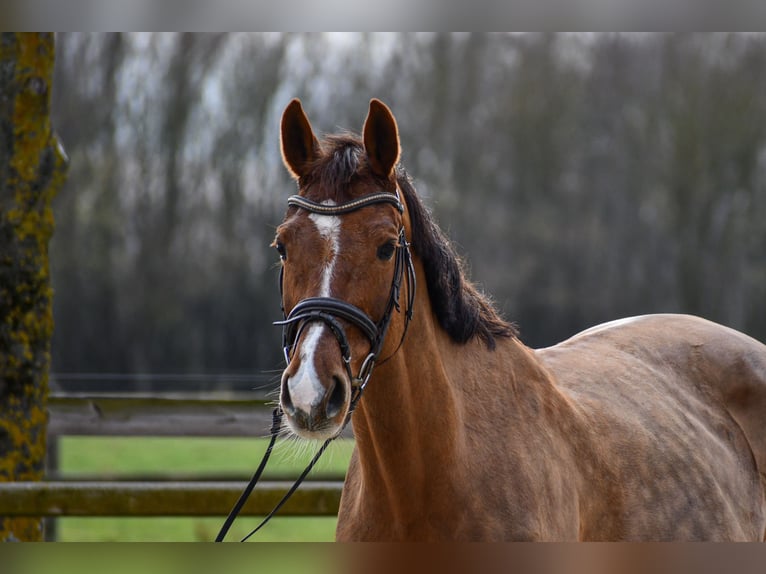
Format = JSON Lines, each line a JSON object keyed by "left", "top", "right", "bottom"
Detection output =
{"left": 276, "top": 98, "right": 766, "bottom": 541}
{"left": 338, "top": 312, "right": 766, "bottom": 541}
{"left": 538, "top": 314, "right": 766, "bottom": 540}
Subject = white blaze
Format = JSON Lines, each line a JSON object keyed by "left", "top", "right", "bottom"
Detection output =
{"left": 309, "top": 209, "right": 341, "bottom": 297}
{"left": 287, "top": 202, "right": 341, "bottom": 413}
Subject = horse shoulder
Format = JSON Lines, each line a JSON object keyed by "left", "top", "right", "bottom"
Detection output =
{"left": 580, "top": 313, "right": 766, "bottom": 480}
{"left": 335, "top": 448, "right": 366, "bottom": 541}
{"left": 536, "top": 313, "right": 766, "bottom": 540}
{"left": 677, "top": 316, "right": 766, "bottom": 483}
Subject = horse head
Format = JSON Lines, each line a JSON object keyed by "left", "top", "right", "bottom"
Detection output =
{"left": 275, "top": 98, "right": 414, "bottom": 439}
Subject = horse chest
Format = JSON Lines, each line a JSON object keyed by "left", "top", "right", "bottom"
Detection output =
{"left": 335, "top": 449, "right": 580, "bottom": 541}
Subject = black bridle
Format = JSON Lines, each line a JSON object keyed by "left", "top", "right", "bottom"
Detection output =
{"left": 277, "top": 191, "right": 416, "bottom": 392}
{"left": 215, "top": 190, "right": 415, "bottom": 542}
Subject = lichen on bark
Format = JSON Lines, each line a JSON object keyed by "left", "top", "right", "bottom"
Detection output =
{"left": 0, "top": 32, "right": 67, "bottom": 541}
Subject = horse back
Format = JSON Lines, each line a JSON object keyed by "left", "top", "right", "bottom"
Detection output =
{"left": 537, "top": 314, "right": 766, "bottom": 540}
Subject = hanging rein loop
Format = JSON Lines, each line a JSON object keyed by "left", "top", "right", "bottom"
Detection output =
{"left": 215, "top": 189, "right": 416, "bottom": 542}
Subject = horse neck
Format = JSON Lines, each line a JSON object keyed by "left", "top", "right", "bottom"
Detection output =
{"left": 351, "top": 304, "right": 461, "bottom": 489}
{"left": 348, "top": 271, "right": 560, "bottom": 515}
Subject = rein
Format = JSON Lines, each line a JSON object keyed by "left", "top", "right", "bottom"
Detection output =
{"left": 215, "top": 190, "right": 415, "bottom": 542}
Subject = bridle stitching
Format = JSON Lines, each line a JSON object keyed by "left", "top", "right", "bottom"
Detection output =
{"left": 286, "top": 192, "right": 404, "bottom": 215}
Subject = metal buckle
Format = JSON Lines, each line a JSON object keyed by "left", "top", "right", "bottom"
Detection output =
{"left": 352, "top": 353, "right": 376, "bottom": 389}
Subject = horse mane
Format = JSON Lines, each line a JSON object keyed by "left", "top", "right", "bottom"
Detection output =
{"left": 300, "top": 134, "right": 518, "bottom": 350}
{"left": 395, "top": 169, "right": 518, "bottom": 349}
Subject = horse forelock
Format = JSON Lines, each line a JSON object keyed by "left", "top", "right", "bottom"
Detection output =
{"left": 299, "top": 134, "right": 392, "bottom": 204}
{"left": 297, "top": 131, "right": 518, "bottom": 349}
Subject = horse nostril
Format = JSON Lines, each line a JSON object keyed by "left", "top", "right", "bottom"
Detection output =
{"left": 325, "top": 375, "right": 347, "bottom": 419}
{"left": 281, "top": 377, "right": 296, "bottom": 416}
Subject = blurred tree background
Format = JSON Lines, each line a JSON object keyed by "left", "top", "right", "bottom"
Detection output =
{"left": 49, "top": 33, "right": 766, "bottom": 392}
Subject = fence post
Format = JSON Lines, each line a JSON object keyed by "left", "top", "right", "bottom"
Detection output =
{"left": 0, "top": 31, "right": 68, "bottom": 542}
{"left": 43, "top": 432, "right": 60, "bottom": 541}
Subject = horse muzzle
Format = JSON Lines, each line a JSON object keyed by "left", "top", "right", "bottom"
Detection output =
{"left": 280, "top": 355, "right": 351, "bottom": 439}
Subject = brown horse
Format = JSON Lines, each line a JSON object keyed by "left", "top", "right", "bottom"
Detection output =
{"left": 275, "top": 98, "right": 766, "bottom": 541}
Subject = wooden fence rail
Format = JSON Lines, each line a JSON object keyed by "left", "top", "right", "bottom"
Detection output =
{"left": 53, "top": 392, "right": 283, "bottom": 437}
{"left": 0, "top": 481, "right": 343, "bottom": 517}
{"left": 46, "top": 391, "right": 354, "bottom": 437}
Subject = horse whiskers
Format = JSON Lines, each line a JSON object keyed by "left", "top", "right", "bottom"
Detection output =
{"left": 275, "top": 433, "right": 324, "bottom": 467}
{"left": 276, "top": 425, "right": 296, "bottom": 441}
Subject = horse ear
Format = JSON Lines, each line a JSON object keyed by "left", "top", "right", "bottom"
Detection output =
{"left": 280, "top": 98, "right": 320, "bottom": 179}
{"left": 363, "top": 99, "right": 401, "bottom": 178}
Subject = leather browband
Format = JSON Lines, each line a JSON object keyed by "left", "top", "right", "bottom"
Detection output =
{"left": 286, "top": 191, "right": 404, "bottom": 216}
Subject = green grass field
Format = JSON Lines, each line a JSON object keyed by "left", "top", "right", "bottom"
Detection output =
{"left": 11, "top": 544, "right": 345, "bottom": 574}
{"left": 54, "top": 436, "right": 355, "bottom": 542}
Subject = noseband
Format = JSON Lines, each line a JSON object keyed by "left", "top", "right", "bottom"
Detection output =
{"left": 214, "top": 190, "right": 416, "bottom": 542}
{"left": 275, "top": 191, "right": 416, "bottom": 395}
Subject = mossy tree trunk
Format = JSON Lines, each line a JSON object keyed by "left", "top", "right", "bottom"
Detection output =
{"left": 0, "top": 33, "right": 67, "bottom": 541}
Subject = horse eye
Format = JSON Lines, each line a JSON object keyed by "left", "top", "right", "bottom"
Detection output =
{"left": 275, "top": 241, "right": 287, "bottom": 261}
{"left": 377, "top": 241, "right": 396, "bottom": 261}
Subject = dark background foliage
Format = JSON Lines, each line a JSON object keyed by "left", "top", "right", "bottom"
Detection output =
{"left": 49, "top": 33, "right": 766, "bottom": 391}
